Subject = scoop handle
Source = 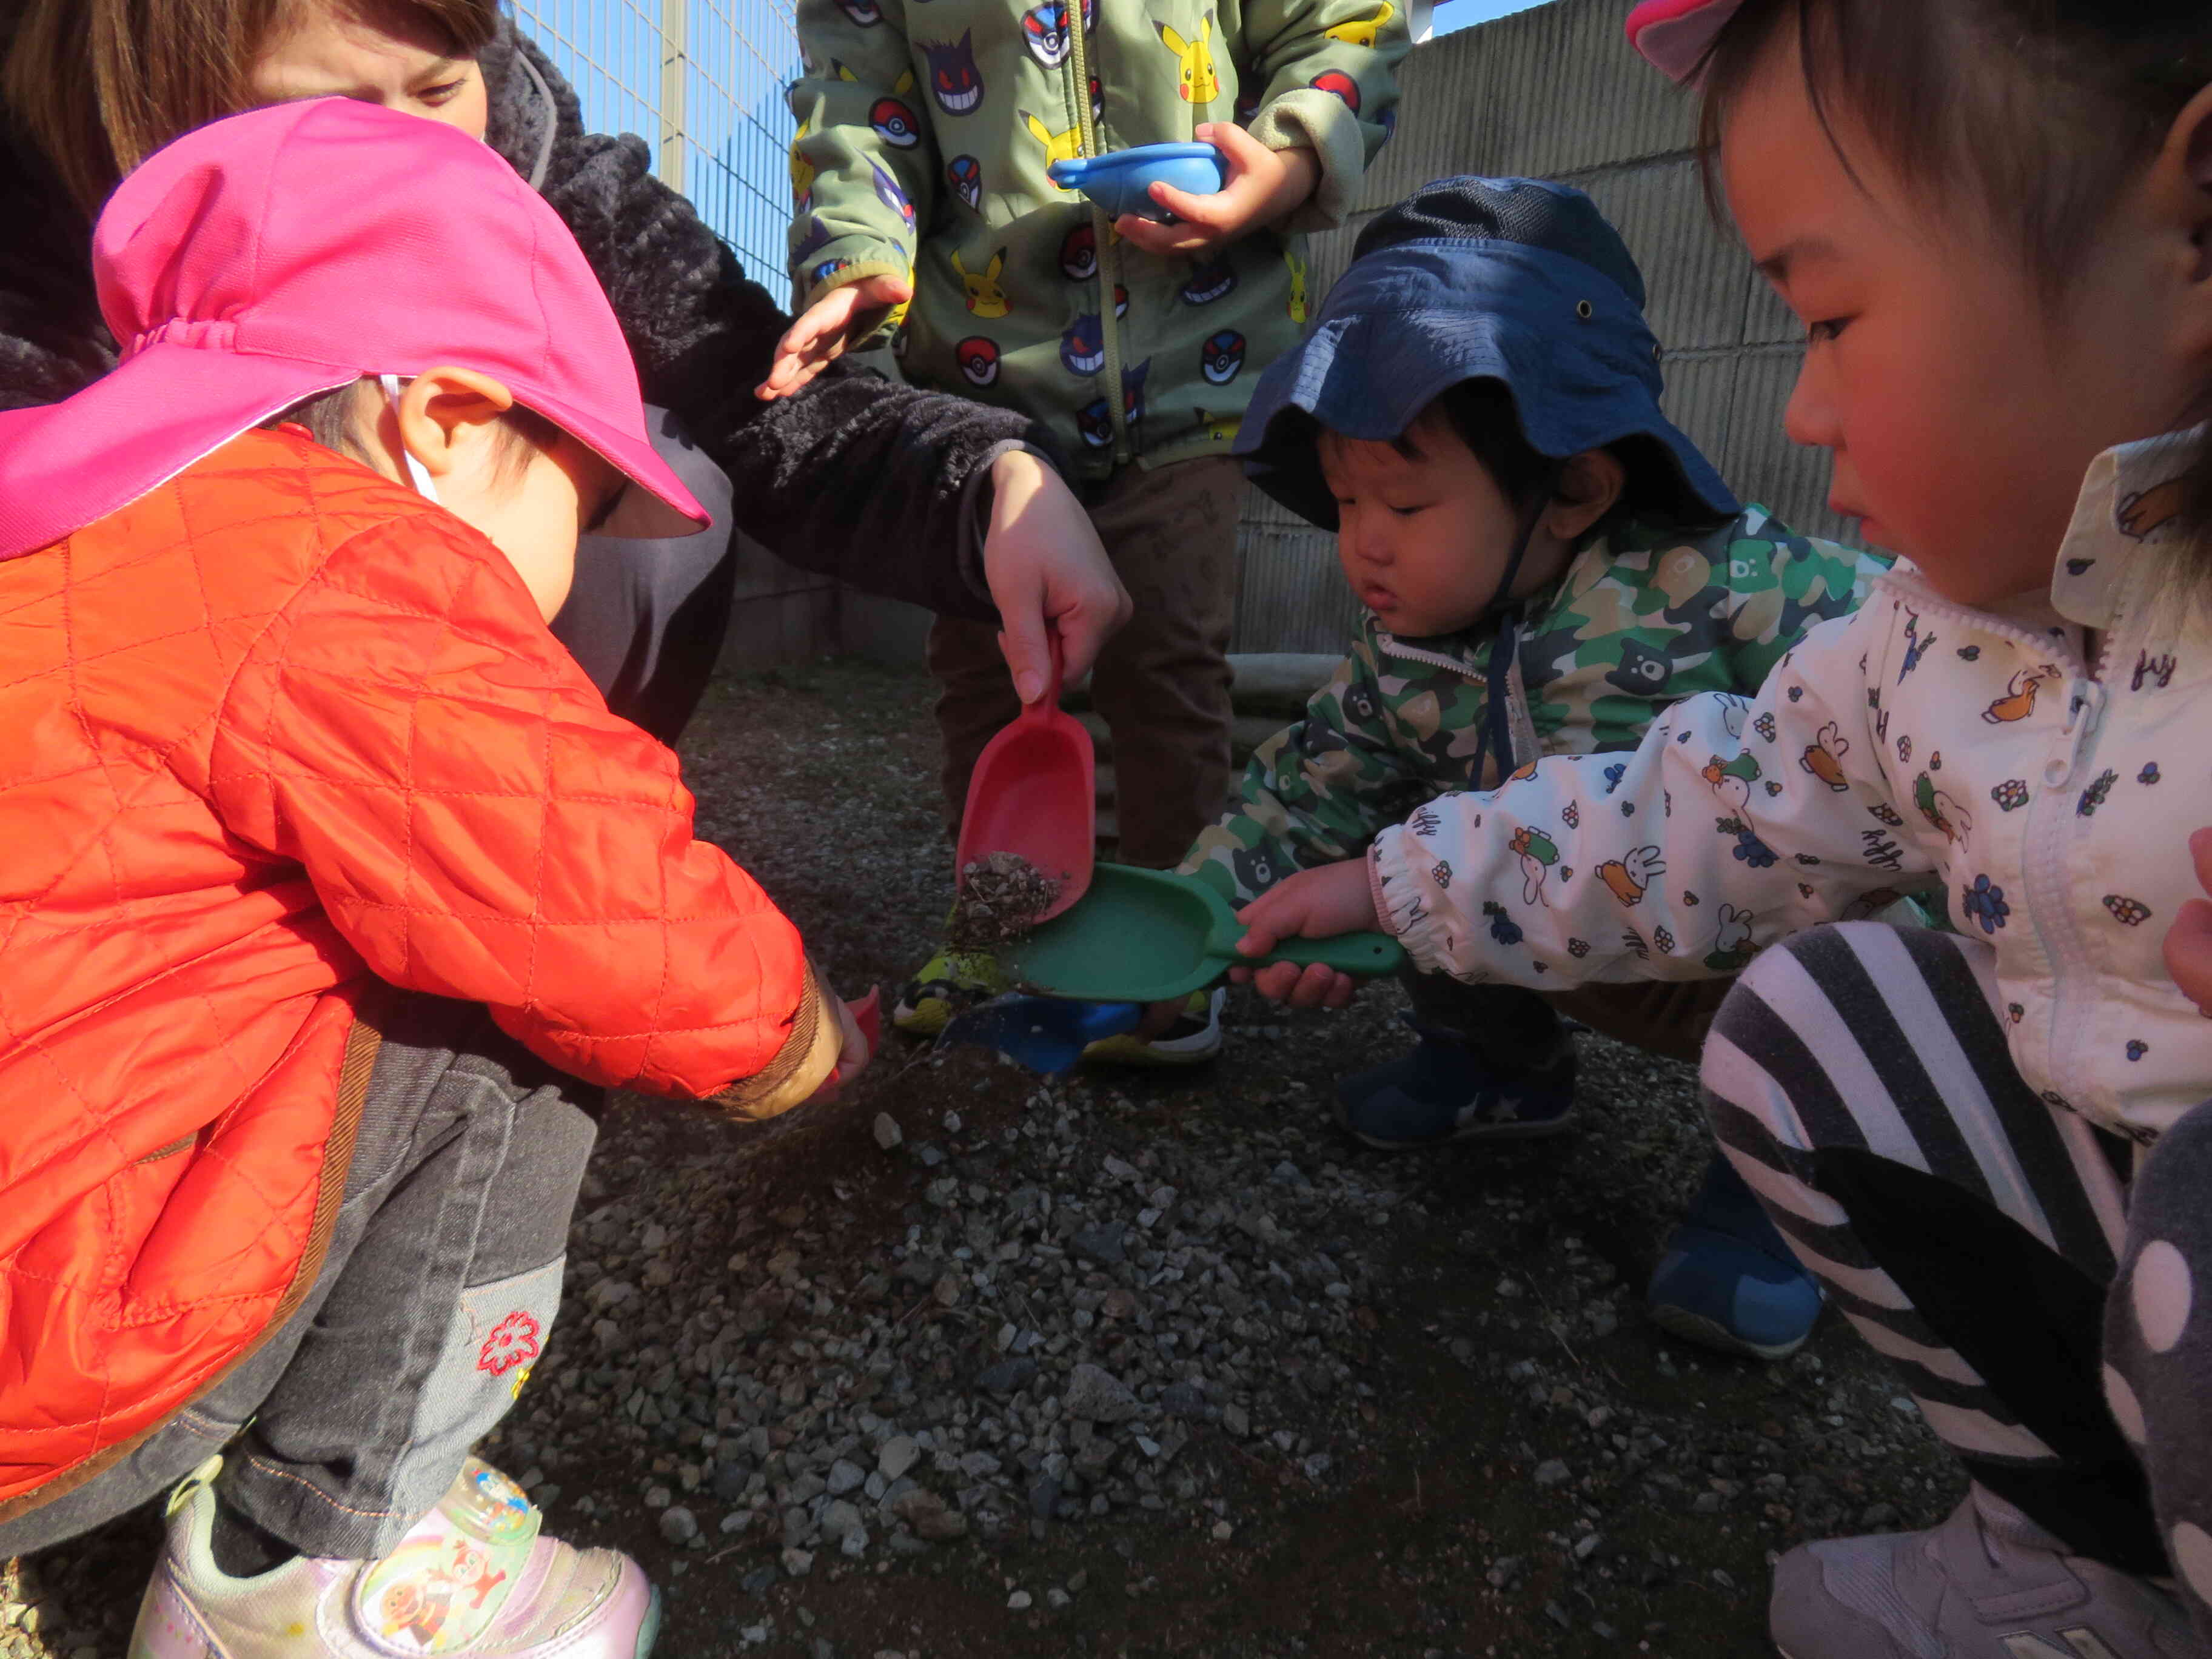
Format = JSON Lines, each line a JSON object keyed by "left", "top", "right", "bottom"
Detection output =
{"left": 1252, "top": 931, "right": 1405, "bottom": 976}
{"left": 1017, "top": 628, "right": 1065, "bottom": 722}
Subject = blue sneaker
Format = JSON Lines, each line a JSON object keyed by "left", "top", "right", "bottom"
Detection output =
{"left": 1646, "top": 1151, "right": 1825, "bottom": 1360}
{"left": 1335, "top": 1016, "right": 1578, "bottom": 1151}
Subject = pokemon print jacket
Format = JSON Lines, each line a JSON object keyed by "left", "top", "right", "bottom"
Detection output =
{"left": 0, "top": 432, "right": 839, "bottom": 1513}
{"left": 788, "top": 0, "right": 1407, "bottom": 477}
{"left": 1367, "top": 431, "right": 2209, "bottom": 1147}
{"left": 1180, "top": 506, "right": 1885, "bottom": 904}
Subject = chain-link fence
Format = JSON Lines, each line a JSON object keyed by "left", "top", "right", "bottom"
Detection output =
{"left": 511, "top": 0, "right": 801, "bottom": 290}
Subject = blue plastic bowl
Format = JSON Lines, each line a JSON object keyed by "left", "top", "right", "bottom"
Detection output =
{"left": 1048, "top": 143, "right": 1225, "bottom": 223}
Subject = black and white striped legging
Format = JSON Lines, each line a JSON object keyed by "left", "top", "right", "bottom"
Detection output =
{"left": 1701, "top": 922, "right": 2212, "bottom": 1640}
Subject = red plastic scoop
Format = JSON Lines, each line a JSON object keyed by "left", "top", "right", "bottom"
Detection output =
{"left": 953, "top": 632, "right": 1096, "bottom": 923}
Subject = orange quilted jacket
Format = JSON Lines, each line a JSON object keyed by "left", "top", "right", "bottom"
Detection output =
{"left": 0, "top": 431, "right": 825, "bottom": 1513}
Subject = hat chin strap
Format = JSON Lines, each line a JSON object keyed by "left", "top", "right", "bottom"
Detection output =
{"left": 1469, "top": 461, "right": 1563, "bottom": 788}
{"left": 379, "top": 374, "right": 442, "bottom": 504}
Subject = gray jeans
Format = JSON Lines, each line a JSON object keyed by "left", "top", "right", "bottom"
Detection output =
{"left": 0, "top": 997, "right": 595, "bottom": 1562}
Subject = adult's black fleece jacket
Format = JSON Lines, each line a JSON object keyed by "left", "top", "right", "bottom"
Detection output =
{"left": 0, "top": 19, "right": 1064, "bottom": 620}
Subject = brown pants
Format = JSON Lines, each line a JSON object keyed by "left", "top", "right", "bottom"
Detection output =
{"left": 1408, "top": 972, "right": 1734, "bottom": 1068}
{"left": 929, "top": 455, "right": 1244, "bottom": 869}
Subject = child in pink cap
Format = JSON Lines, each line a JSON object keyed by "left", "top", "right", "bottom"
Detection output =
{"left": 0, "top": 97, "right": 870, "bottom": 1655}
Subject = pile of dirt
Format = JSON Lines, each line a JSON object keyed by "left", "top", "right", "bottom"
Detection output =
{"left": 946, "top": 851, "right": 1063, "bottom": 950}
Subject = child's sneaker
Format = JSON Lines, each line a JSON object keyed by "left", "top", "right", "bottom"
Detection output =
{"left": 891, "top": 944, "right": 1010, "bottom": 1036}
{"left": 129, "top": 1456, "right": 659, "bottom": 1659}
{"left": 1644, "top": 1151, "right": 1824, "bottom": 1361}
{"left": 1334, "top": 1017, "right": 1577, "bottom": 1150}
{"left": 1079, "top": 989, "right": 1225, "bottom": 1067}
{"left": 1768, "top": 1484, "right": 2199, "bottom": 1658}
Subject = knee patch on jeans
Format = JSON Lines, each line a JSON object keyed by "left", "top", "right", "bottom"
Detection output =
{"left": 389, "top": 1256, "right": 565, "bottom": 1524}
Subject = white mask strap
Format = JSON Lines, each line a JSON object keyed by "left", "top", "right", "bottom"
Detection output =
{"left": 379, "top": 374, "right": 441, "bottom": 503}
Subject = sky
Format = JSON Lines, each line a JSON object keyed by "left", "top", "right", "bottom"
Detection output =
{"left": 1432, "top": 0, "right": 1544, "bottom": 35}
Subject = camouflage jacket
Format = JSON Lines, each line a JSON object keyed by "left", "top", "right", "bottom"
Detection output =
{"left": 789, "top": 0, "right": 1407, "bottom": 478}
{"left": 1182, "top": 506, "right": 1889, "bottom": 902}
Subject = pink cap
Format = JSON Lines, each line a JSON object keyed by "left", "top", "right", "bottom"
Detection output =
{"left": 0, "top": 98, "right": 708, "bottom": 560}
{"left": 1624, "top": 0, "right": 1746, "bottom": 82}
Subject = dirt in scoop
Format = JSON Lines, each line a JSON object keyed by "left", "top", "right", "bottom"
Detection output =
{"left": 947, "top": 851, "right": 1065, "bottom": 949}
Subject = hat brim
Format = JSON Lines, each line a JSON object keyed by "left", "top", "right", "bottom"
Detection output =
{"left": 1234, "top": 244, "right": 1738, "bottom": 532}
{"left": 1624, "top": 0, "right": 1745, "bottom": 84}
{"left": 0, "top": 344, "right": 709, "bottom": 560}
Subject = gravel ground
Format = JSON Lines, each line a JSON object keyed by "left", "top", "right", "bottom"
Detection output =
{"left": 3, "top": 658, "right": 1962, "bottom": 1658}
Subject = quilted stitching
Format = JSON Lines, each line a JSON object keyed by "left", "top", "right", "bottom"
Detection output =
{"left": 0, "top": 429, "right": 809, "bottom": 1503}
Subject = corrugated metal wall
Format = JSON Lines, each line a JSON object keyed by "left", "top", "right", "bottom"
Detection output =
{"left": 1230, "top": 0, "right": 1852, "bottom": 653}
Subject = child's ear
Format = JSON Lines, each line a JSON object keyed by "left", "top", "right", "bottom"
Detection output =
{"left": 1544, "top": 449, "right": 1628, "bottom": 541}
{"left": 392, "top": 366, "right": 518, "bottom": 480}
{"left": 2162, "top": 81, "right": 2212, "bottom": 344}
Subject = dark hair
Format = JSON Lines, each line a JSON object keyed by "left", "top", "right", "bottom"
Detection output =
{"left": 4, "top": 0, "right": 501, "bottom": 216}
{"left": 1693, "top": 0, "right": 2212, "bottom": 574}
{"left": 264, "top": 377, "right": 566, "bottom": 484}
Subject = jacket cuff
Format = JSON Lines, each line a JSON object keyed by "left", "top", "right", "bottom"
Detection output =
{"left": 793, "top": 252, "right": 912, "bottom": 342}
{"left": 1370, "top": 826, "right": 1450, "bottom": 974}
{"left": 1245, "top": 89, "right": 1369, "bottom": 235}
{"left": 957, "top": 440, "right": 1065, "bottom": 609}
{"left": 710, "top": 960, "right": 841, "bottom": 1121}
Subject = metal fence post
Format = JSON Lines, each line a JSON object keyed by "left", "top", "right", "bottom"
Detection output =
{"left": 658, "top": 0, "right": 688, "bottom": 196}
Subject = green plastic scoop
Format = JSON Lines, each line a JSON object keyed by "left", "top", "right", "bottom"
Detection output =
{"left": 1000, "top": 864, "right": 1403, "bottom": 1004}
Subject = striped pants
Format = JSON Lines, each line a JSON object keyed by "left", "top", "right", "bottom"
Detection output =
{"left": 1703, "top": 923, "right": 2212, "bottom": 1640}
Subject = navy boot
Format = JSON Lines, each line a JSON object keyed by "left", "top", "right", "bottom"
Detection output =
{"left": 1646, "top": 1150, "right": 1824, "bottom": 1360}
{"left": 1335, "top": 1015, "right": 1578, "bottom": 1151}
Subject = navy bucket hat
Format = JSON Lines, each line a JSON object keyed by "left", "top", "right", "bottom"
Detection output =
{"left": 1235, "top": 175, "right": 1738, "bottom": 530}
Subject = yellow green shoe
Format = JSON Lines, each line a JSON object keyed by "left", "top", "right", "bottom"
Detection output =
{"left": 891, "top": 945, "right": 1011, "bottom": 1037}
{"left": 1080, "top": 988, "right": 1225, "bottom": 1068}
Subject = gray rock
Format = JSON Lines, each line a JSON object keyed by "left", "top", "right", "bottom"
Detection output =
{"left": 1028, "top": 1475, "right": 1061, "bottom": 1519}
{"left": 1064, "top": 1363, "right": 1141, "bottom": 1424}
{"left": 976, "top": 1356, "right": 1039, "bottom": 1396}
{"left": 657, "top": 1506, "right": 699, "bottom": 1546}
{"left": 826, "top": 1458, "right": 866, "bottom": 1496}
{"left": 1222, "top": 1403, "right": 1251, "bottom": 1438}
{"left": 877, "top": 1436, "right": 920, "bottom": 1481}
{"left": 780, "top": 1547, "right": 816, "bottom": 1578}
{"left": 740, "top": 1567, "right": 777, "bottom": 1597}
{"left": 1160, "top": 1381, "right": 1204, "bottom": 1418}
{"left": 820, "top": 1500, "right": 864, "bottom": 1541}
{"left": 873, "top": 1113, "right": 903, "bottom": 1150}
{"left": 1071, "top": 1224, "right": 1127, "bottom": 1265}
{"left": 1533, "top": 1459, "right": 1570, "bottom": 1487}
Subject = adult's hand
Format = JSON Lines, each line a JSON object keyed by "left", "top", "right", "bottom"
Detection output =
{"left": 757, "top": 273, "right": 913, "bottom": 401}
{"left": 1227, "top": 859, "right": 1381, "bottom": 1008}
{"left": 982, "top": 450, "right": 1132, "bottom": 703}
{"left": 1113, "top": 124, "right": 1319, "bottom": 258}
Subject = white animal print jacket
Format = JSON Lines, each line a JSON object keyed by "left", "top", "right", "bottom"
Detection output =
{"left": 1369, "top": 431, "right": 2210, "bottom": 1146}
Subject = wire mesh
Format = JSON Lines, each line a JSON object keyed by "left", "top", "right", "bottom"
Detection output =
{"left": 510, "top": 0, "right": 802, "bottom": 289}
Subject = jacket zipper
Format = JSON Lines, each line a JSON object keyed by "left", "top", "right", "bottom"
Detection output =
{"left": 1065, "top": 16, "right": 1128, "bottom": 464}
{"left": 1376, "top": 627, "right": 1539, "bottom": 775}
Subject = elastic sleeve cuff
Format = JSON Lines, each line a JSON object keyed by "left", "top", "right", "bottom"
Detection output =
{"left": 956, "top": 440, "right": 1062, "bottom": 608}
{"left": 1370, "top": 825, "right": 1449, "bottom": 973}
{"left": 1245, "top": 89, "right": 1369, "bottom": 234}
{"left": 710, "top": 960, "right": 841, "bottom": 1121}
{"left": 793, "top": 251, "right": 912, "bottom": 341}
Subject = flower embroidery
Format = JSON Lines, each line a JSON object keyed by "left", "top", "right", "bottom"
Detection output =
{"left": 2104, "top": 894, "right": 2153, "bottom": 927}
{"left": 1653, "top": 925, "right": 1675, "bottom": 954}
{"left": 477, "top": 1312, "right": 543, "bottom": 1378}
{"left": 1429, "top": 861, "right": 1452, "bottom": 888}
{"left": 1603, "top": 762, "right": 1627, "bottom": 795}
{"left": 1681, "top": 890, "right": 1700, "bottom": 907}
{"left": 1754, "top": 713, "right": 1777, "bottom": 742}
{"left": 1562, "top": 802, "right": 1580, "bottom": 828}
{"left": 2139, "top": 762, "right": 2161, "bottom": 785}
{"left": 1895, "top": 735, "right": 1912, "bottom": 764}
{"left": 1956, "top": 645, "right": 1981, "bottom": 661}
{"left": 1566, "top": 937, "right": 1590, "bottom": 957}
{"left": 1869, "top": 803, "right": 1905, "bottom": 827}
{"left": 2006, "top": 1003, "right": 2024, "bottom": 1024}
{"left": 1730, "top": 830, "right": 1778, "bottom": 869}
{"left": 2075, "top": 769, "right": 2117, "bottom": 818}
{"left": 2126, "top": 1040, "right": 2148, "bottom": 1062}
{"left": 1960, "top": 874, "right": 2010, "bottom": 934}
{"left": 1990, "top": 779, "right": 2029, "bottom": 813}
{"left": 1483, "top": 901, "right": 1523, "bottom": 947}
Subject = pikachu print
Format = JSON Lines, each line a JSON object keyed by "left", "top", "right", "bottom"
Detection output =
{"left": 1326, "top": 0, "right": 1395, "bottom": 45}
{"left": 951, "top": 247, "right": 1010, "bottom": 318}
{"left": 1022, "top": 110, "right": 1085, "bottom": 178}
{"left": 1156, "top": 11, "right": 1221, "bottom": 104}
{"left": 1286, "top": 250, "right": 1309, "bottom": 323}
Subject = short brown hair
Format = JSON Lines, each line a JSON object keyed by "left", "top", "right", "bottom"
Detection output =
{"left": 4, "top": 0, "right": 500, "bottom": 216}
{"left": 1692, "top": 0, "right": 2212, "bottom": 572}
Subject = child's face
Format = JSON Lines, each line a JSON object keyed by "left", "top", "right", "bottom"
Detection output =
{"left": 252, "top": 1, "right": 489, "bottom": 139}
{"left": 1320, "top": 409, "right": 1577, "bottom": 639}
{"left": 1721, "top": 31, "right": 2204, "bottom": 606}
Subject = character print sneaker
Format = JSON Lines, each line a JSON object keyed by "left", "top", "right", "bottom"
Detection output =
{"left": 129, "top": 1456, "right": 659, "bottom": 1659}
{"left": 1334, "top": 1016, "right": 1577, "bottom": 1150}
{"left": 1645, "top": 1150, "right": 1823, "bottom": 1361}
{"left": 1769, "top": 1485, "right": 2200, "bottom": 1659}
{"left": 891, "top": 942, "right": 1010, "bottom": 1037}
{"left": 1079, "top": 988, "right": 1225, "bottom": 1067}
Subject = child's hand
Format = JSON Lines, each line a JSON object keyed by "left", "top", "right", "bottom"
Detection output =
{"left": 757, "top": 273, "right": 914, "bottom": 401}
{"left": 2163, "top": 828, "right": 2212, "bottom": 1017}
{"left": 806, "top": 993, "right": 879, "bottom": 1102}
{"left": 1229, "top": 860, "right": 1381, "bottom": 1008}
{"left": 1114, "top": 125, "right": 1319, "bottom": 257}
{"left": 982, "top": 451, "right": 1133, "bottom": 700}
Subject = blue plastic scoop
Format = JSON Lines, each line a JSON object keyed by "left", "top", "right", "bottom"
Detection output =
{"left": 1048, "top": 143, "right": 1224, "bottom": 222}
